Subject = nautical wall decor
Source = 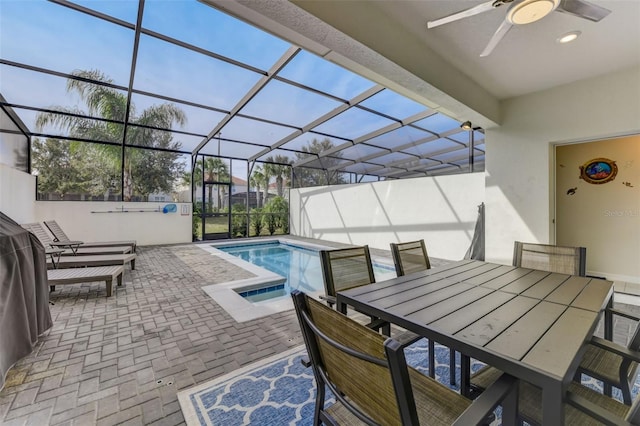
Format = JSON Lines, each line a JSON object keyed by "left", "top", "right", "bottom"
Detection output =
{"left": 579, "top": 158, "right": 617, "bottom": 184}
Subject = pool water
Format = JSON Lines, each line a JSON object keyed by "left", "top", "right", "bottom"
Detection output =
{"left": 217, "top": 242, "right": 394, "bottom": 302}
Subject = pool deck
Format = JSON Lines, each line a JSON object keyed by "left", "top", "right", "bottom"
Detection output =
{"left": 1, "top": 236, "right": 638, "bottom": 425}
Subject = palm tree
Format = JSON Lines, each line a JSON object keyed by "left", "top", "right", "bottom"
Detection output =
{"left": 202, "top": 156, "right": 229, "bottom": 211}
{"left": 264, "top": 155, "right": 292, "bottom": 197}
{"left": 250, "top": 166, "right": 265, "bottom": 207}
{"left": 35, "top": 69, "right": 186, "bottom": 201}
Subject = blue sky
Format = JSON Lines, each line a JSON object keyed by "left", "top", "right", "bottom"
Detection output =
{"left": 0, "top": 0, "right": 478, "bottom": 177}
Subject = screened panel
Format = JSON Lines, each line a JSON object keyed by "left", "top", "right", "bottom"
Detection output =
{"left": 276, "top": 50, "right": 375, "bottom": 100}
{"left": 0, "top": 130, "right": 28, "bottom": 172}
{"left": 17, "top": 108, "right": 125, "bottom": 143}
{"left": 364, "top": 126, "right": 434, "bottom": 150}
{"left": 239, "top": 79, "right": 341, "bottom": 127}
{"left": 142, "top": 1, "right": 291, "bottom": 71}
{"left": 312, "top": 108, "right": 396, "bottom": 140}
{"left": 338, "top": 144, "right": 388, "bottom": 161}
{"left": 279, "top": 133, "right": 346, "bottom": 152}
{"left": 358, "top": 89, "right": 428, "bottom": 120}
{"left": 130, "top": 93, "right": 226, "bottom": 136}
{"left": 430, "top": 149, "right": 470, "bottom": 163}
{"left": 0, "top": 1, "right": 133, "bottom": 85}
{"left": 341, "top": 162, "right": 385, "bottom": 175}
{"left": 134, "top": 34, "right": 263, "bottom": 110}
{"left": 372, "top": 152, "right": 417, "bottom": 165}
{"left": 200, "top": 139, "right": 267, "bottom": 160}
{"left": 33, "top": 138, "right": 121, "bottom": 201}
{"left": 220, "top": 116, "right": 294, "bottom": 146}
{"left": 73, "top": 0, "right": 140, "bottom": 23}
{"left": 123, "top": 147, "right": 187, "bottom": 202}
{"left": 449, "top": 129, "right": 485, "bottom": 144}
{"left": 413, "top": 113, "right": 461, "bottom": 134}
{"left": 125, "top": 125, "right": 199, "bottom": 152}
{"left": 0, "top": 66, "right": 129, "bottom": 124}
{"left": 401, "top": 138, "right": 462, "bottom": 157}
{"left": 255, "top": 149, "right": 297, "bottom": 164}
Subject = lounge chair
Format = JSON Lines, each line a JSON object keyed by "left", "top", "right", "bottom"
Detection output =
{"left": 21, "top": 223, "right": 132, "bottom": 256}
{"left": 47, "top": 265, "right": 125, "bottom": 297}
{"left": 44, "top": 220, "right": 137, "bottom": 253}
{"left": 47, "top": 253, "right": 136, "bottom": 270}
{"left": 291, "top": 290, "right": 519, "bottom": 425}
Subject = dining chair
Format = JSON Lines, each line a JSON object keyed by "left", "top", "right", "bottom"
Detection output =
{"left": 319, "top": 245, "right": 390, "bottom": 335}
{"left": 390, "top": 239, "right": 431, "bottom": 276}
{"left": 577, "top": 310, "right": 640, "bottom": 405}
{"left": 513, "top": 240, "right": 586, "bottom": 276}
{"left": 390, "top": 239, "right": 449, "bottom": 382}
{"left": 291, "top": 290, "right": 519, "bottom": 426}
{"left": 516, "top": 370, "right": 640, "bottom": 425}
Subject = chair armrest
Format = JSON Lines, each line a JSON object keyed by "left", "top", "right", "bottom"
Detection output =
{"left": 452, "top": 373, "right": 518, "bottom": 426}
{"left": 319, "top": 295, "right": 336, "bottom": 306}
{"left": 566, "top": 391, "right": 633, "bottom": 426}
{"left": 590, "top": 336, "right": 640, "bottom": 363}
{"left": 608, "top": 308, "right": 640, "bottom": 322}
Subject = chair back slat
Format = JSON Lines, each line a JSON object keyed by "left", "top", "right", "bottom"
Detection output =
{"left": 21, "top": 223, "right": 54, "bottom": 248}
{"left": 513, "top": 241, "right": 586, "bottom": 276}
{"left": 292, "top": 291, "right": 408, "bottom": 425}
{"left": 319, "top": 246, "right": 375, "bottom": 298}
{"left": 390, "top": 239, "right": 430, "bottom": 276}
{"left": 44, "top": 220, "right": 70, "bottom": 243}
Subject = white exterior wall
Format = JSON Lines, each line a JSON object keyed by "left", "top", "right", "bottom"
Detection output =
{"left": 290, "top": 172, "right": 485, "bottom": 261}
{"left": 34, "top": 202, "right": 192, "bottom": 246}
{"left": 0, "top": 164, "right": 36, "bottom": 224}
{"left": 486, "top": 66, "right": 640, "bottom": 270}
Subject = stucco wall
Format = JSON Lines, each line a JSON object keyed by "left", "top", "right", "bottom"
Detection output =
{"left": 34, "top": 202, "right": 192, "bottom": 246}
{"left": 486, "top": 66, "right": 640, "bottom": 276}
{"left": 290, "top": 172, "right": 485, "bottom": 261}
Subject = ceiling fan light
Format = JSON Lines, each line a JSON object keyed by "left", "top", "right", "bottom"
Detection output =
{"left": 557, "top": 30, "right": 581, "bottom": 43}
{"left": 507, "top": 0, "right": 560, "bottom": 25}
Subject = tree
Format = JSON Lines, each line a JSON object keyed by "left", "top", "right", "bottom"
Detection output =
{"left": 264, "top": 155, "right": 291, "bottom": 197}
{"left": 31, "top": 138, "right": 93, "bottom": 199}
{"left": 250, "top": 166, "right": 266, "bottom": 207}
{"left": 264, "top": 196, "right": 289, "bottom": 235}
{"left": 293, "top": 138, "right": 347, "bottom": 187}
{"left": 202, "top": 157, "right": 229, "bottom": 212}
{"left": 34, "top": 69, "right": 186, "bottom": 201}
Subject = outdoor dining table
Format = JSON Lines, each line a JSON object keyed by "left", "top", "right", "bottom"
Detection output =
{"left": 336, "top": 259, "right": 614, "bottom": 425}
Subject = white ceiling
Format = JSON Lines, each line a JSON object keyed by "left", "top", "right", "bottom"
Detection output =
{"left": 374, "top": 0, "right": 640, "bottom": 99}
{"left": 211, "top": 0, "right": 640, "bottom": 127}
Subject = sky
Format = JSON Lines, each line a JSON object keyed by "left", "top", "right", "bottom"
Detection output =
{"left": 0, "top": 0, "right": 484, "bottom": 179}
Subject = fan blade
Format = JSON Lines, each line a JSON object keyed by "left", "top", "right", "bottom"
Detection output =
{"left": 427, "top": 0, "right": 498, "bottom": 29}
{"left": 480, "top": 19, "right": 513, "bottom": 57}
{"left": 556, "top": 0, "right": 611, "bottom": 22}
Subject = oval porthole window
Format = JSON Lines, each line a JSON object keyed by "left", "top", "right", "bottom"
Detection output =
{"left": 579, "top": 158, "right": 618, "bottom": 185}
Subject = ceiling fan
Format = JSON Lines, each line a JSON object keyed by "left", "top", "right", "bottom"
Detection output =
{"left": 427, "top": 0, "right": 611, "bottom": 57}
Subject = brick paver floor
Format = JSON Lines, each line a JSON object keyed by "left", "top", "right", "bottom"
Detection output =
{"left": 1, "top": 239, "right": 638, "bottom": 425}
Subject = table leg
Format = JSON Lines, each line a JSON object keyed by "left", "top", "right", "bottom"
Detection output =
{"left": 542, "top": 384, "right": 564, "bottom": 426}
{"left": 336, "top": 298, "right": 347, "bottom": 315}
{"left": 604, "top": 295, "right": 613, "bottom": 341}
{"left": 460, "top": 354, "right": 471, "bottom": 398}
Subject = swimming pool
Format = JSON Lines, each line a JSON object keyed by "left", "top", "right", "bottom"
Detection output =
{"left": 218, "top": 242, "right": 394, "bottom": 302}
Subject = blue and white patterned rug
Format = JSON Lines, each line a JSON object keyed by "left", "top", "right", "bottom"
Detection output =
{"left": 178, "top": 338, "right": 639, "bottom": 425}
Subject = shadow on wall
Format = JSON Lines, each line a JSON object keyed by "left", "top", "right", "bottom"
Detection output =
{"left": 290, "top": 174, "right": 484, "bottom": 260}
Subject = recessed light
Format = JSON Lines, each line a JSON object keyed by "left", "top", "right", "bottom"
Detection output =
{"left": 557, "top": 31, "right": 581, "bottom": 44}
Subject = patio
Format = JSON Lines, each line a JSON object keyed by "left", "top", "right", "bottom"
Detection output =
{"left": 1, "top": 239, "right": 639, "bottom": 425}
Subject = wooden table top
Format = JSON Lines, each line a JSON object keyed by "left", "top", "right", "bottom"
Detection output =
{"left": 337, "top": 259, "right": 614, "bottom": 383}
